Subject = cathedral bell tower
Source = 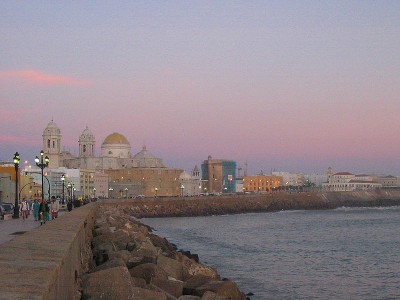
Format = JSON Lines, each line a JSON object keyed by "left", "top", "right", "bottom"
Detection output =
{"left": 79, "top": 126, "right": 96, "bottom": 158}
{"left": 42, "top": 120, "right": 61, "bottom": 169}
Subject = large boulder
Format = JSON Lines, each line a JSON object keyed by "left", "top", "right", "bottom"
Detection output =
{"left": 131, "top": 286, "right": 167, "bottom": 300}
{"left": 151, "top": 277, "right": 184, "bottom": 298}
{"left": 183, "top": 275, "right": 214, "bottom": 295}
{"left": 194, "top": 280, "right": 246, "bottom": 300}
{"left": 82, "top": 266, "right": 134, "bottom": 299}
{"left": 89, "top": 257, "right": 126, "bottom": 273}
{"left": 149, "top": 233, "right": 177, "bottom": 256}
{"left": 175, "top": 253, "right": 219, "bottom": 280}
{"left": 157, "top": 254, "right": 184, "bottom": 280}
{"left": 129, "top": 263, "right": 168, "bottom": 284}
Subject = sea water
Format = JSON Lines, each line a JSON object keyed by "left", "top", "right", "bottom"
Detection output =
{"left": 142, "top": 206, "right": 400, "bottom": 299}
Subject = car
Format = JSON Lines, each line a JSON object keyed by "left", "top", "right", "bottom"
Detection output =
{"left": 0, "top": 203, "right": 15, "bottom": 215}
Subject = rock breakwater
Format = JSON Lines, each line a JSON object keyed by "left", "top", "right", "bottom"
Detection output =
{"left": 102, "top": 190, "right": 400, "bottom": 218}
{"left": 82, "top": 204, "right": 247, "bottom": 299}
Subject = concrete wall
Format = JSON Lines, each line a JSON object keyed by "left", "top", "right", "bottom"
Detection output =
{"left": 0, "top": 204, "right": 96, "bottom": 300}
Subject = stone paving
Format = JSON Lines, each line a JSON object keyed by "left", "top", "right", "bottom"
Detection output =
{"left": 0, "top": 211, "right": 64, "bottom": 244}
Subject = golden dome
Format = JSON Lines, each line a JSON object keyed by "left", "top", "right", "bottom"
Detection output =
{"left": 102, "top": 132, "right": 130, "bottom": 145}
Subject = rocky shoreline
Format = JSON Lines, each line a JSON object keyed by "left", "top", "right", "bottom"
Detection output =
{"left": 81, "top": 191, "right": 400, "bottom": 299}
{"left": 82, "top": 204, "right": 248, "bottom": 299}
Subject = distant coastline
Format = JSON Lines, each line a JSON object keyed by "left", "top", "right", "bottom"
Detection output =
{"left": 102, "top": 189, "right": 400, "bottom": 218}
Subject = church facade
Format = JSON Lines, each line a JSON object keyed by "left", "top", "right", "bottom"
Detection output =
{"left": 41, "top": 120, "right": 184, "bottom": 197}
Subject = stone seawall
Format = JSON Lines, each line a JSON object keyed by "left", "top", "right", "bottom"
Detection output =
{"left": 0, "top": 204, "right": 96, "bottom": 300}
{"left": 102, "top": 190, "right": 400, "bottom": 218}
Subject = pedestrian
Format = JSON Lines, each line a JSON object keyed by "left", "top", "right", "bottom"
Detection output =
{"left": 45, "top": 201, "right": 50, "bottom": 222}
{"left": 20, "top": 198, "right": 29, "bottom": 220}
{"left": 38, "top": 200, "right": 48, "bottom": 225}
{"left": 32, "top": 200, "right": 40, "bottom": 221}
{"left": 50, "top": 196, "right": 59, "bottom": 219}
{"left": 67, "top": 199, "right": 73, "bottom": 212}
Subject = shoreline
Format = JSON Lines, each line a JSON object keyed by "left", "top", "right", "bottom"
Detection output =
{"left": 100, "top": 189, "right": 400, "bottom": 219}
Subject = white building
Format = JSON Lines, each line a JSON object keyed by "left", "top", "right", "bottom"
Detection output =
{"left": 322, "top": 172, "right": 382, "bottom": 191}
{"left": 178, "top": 166, "right": 202, "bottom": 196}
{"left": 272, "top": 171, "right": 306, "bottom": 187}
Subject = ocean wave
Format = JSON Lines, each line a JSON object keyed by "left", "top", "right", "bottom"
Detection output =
{"left": 334, "top": 206, "right": 400, "bottom": 212}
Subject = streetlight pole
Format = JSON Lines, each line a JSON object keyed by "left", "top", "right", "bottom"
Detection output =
{"left": 155, "top": 187, "right": 158, "bottom": 198}
{"left": 35, "top": 150, "right": 49, "bottom": 203}
{"left": 13, "top": 152, "right": 20, "bottom": 219}
{"left": 61, "top": 174, "right": 65, "bottom": 204}
{"left": 180, "top": 184, "right": 185, "bottom": 197}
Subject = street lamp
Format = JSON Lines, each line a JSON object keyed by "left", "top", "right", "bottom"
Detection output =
{"left": 124, "top": 187, "right": 128, "bottom": 198}
{"left": 13, "top": 152, "right": 20, "bottom": 219}
{"left": 61, "top": 174, "right": 65, "bottom": 204}
{"left": 155, "top": 187, "right": 158, "bottom": 198}
{"left": 67, "top": 183, "right": 72, "bottom": 200}
{"left": 35, "top": 150, "right": 49, "bottom": 202}
{"left": 108, "top": 187, "right": 113, "bottom": 198}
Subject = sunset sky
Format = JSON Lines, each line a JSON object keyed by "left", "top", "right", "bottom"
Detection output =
{"left": 1, "top": 1, "right": 400, "bottom": 175}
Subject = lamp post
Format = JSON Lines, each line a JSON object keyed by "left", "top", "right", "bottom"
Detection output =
{"left": 124, "top": 187, "right": 128, "bottom": 198}
{"left": 13, "top": 152, "right": 20, "bottom": 219}
{"left": 35, "top": 150, "right": 49, "bottom": 202}
{"left": 180, "top": 184, "right": 185, "bottom": 197}
{"left": 155, "top": 187, "right": 158, "bottom": 198}
{"left": 61, "top": 174, "right": 65, "bottom": 204}
{"left": 67, "top": 183, "right": 72, "bottom": 200}
{"left": 108, "top": 187, "right": 113, "bottom": 198}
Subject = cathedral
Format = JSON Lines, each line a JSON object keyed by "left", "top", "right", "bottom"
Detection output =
{"left": 42, "top": 120, "right": 165, "bottom": 171}
{"left": 42, "top": 120, "right": 186, "bottom": 197}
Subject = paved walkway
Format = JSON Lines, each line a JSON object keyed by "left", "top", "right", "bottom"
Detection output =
{"left": 0, "top": 212, "right": 64, "bottom": 245}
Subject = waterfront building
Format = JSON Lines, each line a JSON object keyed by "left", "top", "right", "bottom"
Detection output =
{"left": 322, "top": 171, "right": 382, "bottom": 191}
{"left": 178, "top": 167, "right": 203, "bottom": 196}
{"left": 376, "top": 175, "right": 400, "bottom": 189}
{"left": 272, "top": 171, "right": 306, "bottom": 187}
{"left": 243, "top": 175, "right": 282, "bottom": 193}
{"left": 94, "top": 172, "right": 110, "bottom": 198}
{"left": 106, "top": 167, "right": 182, "bottom": 197}
{"left": 201, "top": 156, "right": 236, "bottom": 194}
{"left": 304, "top": 173, "right": 328, "bottom": 188}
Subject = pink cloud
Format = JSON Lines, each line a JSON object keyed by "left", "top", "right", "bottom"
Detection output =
{"left": 0, "top": 69, "right": 90, "bottom": 86}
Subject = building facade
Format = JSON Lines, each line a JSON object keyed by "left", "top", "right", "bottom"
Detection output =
{"left": 201, "top": 156, "right": 236, "bottom": 194}
{"left": 38, "top": 120, "right": 184, "bottom": 198}
{"left": 322, "top": 171, "right": 382, "bottom": 191}
{"left": 243, "top": 175, "right": 282, "bottom": 193}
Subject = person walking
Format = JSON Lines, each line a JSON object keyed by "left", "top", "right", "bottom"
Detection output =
{"left": 32, "top": 199, "right": 40, "bottom": 221}
{"left": 39, "top": 200, "right": 48, "bottom": 225}
{"left": 67, "top": 199, "right": 73, "bottom": 212}
{"left": 50, "top": 196, "right": 59, "bottom": 220}
{"left": 20, "top": 198, "right": 29, "bottom": 220}
{"left": 45, "top": 201, "right": 50, "bottom": 222}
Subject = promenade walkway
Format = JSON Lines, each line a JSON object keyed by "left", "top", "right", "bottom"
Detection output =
{"left": 0, "top": 212, "right": 64, "bottom": 244}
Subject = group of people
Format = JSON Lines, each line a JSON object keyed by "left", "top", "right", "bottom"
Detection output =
{"left": 20, "top": 196, "right": 73, "bottom": 225}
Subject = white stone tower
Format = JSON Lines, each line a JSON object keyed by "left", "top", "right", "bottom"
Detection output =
{"left": 42, "top": 120, "right": 61, "bottom": 169}
{"left": 79, "top": 126, "right": 96, "bottom": 158}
